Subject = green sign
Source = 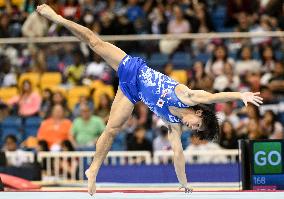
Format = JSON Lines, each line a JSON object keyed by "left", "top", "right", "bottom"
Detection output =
{"left": 253, "top": 142, "right": 282, "bottom": 174}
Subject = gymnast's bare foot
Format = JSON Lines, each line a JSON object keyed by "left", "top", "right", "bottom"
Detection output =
{"left": 85, "top": 169, "right": 96, "bottom": 196}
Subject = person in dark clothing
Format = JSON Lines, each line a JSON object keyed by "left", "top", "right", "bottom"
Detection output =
{"left": 127, "top": 126, "right": 152, "bottom": 152}
{"left": 219, "top": 121, "right": 238, "bottom": 149}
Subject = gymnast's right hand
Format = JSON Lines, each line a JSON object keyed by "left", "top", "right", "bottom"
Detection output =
{"left": 85, "top": 169, "right": 97, "bottom": 196}
{"left": 36, "top": 4, "right": 58, "bottom": 22}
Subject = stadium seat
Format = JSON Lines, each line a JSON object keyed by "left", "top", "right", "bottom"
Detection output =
{"left": 18, "top": 73, "right": 40, "bottom": 88}
{"left": 40, "top": 72, "right": 62, "bottom": 89}
{"left": 67, "top": 86, "right": 91, "bottom": 110}
{"left": 93, "top": 86, "right": 115, "bottom": 109}
{"left": 46, "top": 55, "right": 60, "bottom": 72}
{"left": 194, "top": 53, "right": 210, "bottom": 64}
{"left": 171, "top": 52, "right": 191, "bottom": 69}
{"left": 0, "top": 116, "right": 22, "bottom": 142}
{"left": 170, "top": 70, "right": 188, "bottom": 85}
{"left": 148, "top": 53, "right": 169, "bottom": 69}
{"left": 0, "top": 87, "right": 18, "bottom": 103}
{"left": 211, "top": 6, "right": 226, "bottom": 32}
{"left": 23, "top": 117, "right": 42, "bottom": 139}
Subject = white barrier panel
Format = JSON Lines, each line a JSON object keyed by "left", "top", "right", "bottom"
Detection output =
{"left": 5, "top": 149, "right": 238, "bottom": 182}
{"left": 153, "top": 150, "right": 239, "bottom": 165}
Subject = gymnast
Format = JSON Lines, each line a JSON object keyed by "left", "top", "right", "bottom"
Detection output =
{"left": 36, "top": 4, "right": 263, "bottom": 195}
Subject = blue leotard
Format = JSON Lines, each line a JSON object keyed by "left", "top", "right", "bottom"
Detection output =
{"left": 118, "top": 55, "right": 190, "bottom": 123}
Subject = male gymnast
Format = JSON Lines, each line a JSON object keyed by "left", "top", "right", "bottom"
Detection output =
{"left": 36, "top": 4, "right": 263, "bottom": 195}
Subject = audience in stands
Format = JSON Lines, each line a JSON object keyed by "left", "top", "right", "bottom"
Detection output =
{"left": 72, "top": 95, "right": 94, "bottom": 118}
{"left": 2, "top": 135, "right": 29, "bottom": 167}
{"left": 235, "top": 45, "right": 261, "bottom": 76}
{"left": 58, "top": 140, "right": 78, "bottom": 179}
{"left": 65, "top": 52, "right": 85, "bottom": 85}
{"left": 127, "top": 126, "right": 152, "bottom": 152}
{"left": 0, "top": 0, "right": 283, "bottom": 154}
{"left": 95, "top": 93, "right": 111, "bottom": 124}
{"left": 49, "top": 90, "right": 71, "bottom": 118}
{"left": 219, "top": 121, "right": 239, "bottom": 149}
{"left": 153, "top": 126, "right": 171, "bottom": 151}
{"left": 71, "top": 104, "right": 105, "bottom": 147}
{"left": 213, "top": 62, "right": 240, "bottom": 92}
{"left": 217, "top": 102, "right": 240, "bottom": 128}
{"left": 205, "top": 44, "right": 234, "bottom": 78}
{"left": 37, "top": 104, "right": 72, "bottom": 150}
{"left": 8, "top": 80, "right": 41, "bottom": 118}
{"left": 186, "top": 134, "right": 227, "bottom": 164}
{"left": 261, "top": 110, "right": 284, "bottom": 139}
{"left": 39, "top": 88, "right": 53, "bottom": 118}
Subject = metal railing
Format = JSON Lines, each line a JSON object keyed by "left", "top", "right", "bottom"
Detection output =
{"left": 0, "top": 31, "right": 283, "bottom": 44}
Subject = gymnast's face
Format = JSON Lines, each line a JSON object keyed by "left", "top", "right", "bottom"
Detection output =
{"left": 182, "top": 110, "right": 204, "bottom": 131}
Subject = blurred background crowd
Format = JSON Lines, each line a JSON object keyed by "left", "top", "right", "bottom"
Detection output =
{"left": 0, "top": 0, "right": 284, "bottom": 168}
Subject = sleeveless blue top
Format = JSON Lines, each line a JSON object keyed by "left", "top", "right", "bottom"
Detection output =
{"left": 118, "top": 55, "right": 190, "bottom": 123}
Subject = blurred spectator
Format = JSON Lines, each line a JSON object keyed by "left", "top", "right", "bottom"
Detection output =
{"left": 65, "top": 52, "right": 85, "bottom": 85}
{"left": 37, "top": 104, "right": 72, "bottom": 150}
{"left": 71, "top": 104, "right": 105, "bottom": 147}
{"left": 36, "top": 140, "right": 49, "bottom": 174}
{"left": 8, "top": 79, "right": 41, "bottom": 117}
{"left": 261, "top": 110, "right": 284, "bottom": 139}
{"left": 148, "top": 3, "right": 167, "bottom": 34}
{"left": 259, "top": 86, "right": 278, "bottom": 105}
{"left": 24, "top": 0, "right": 39, "bottom": 15}
{"left": 59, "top": 0, "right": 81, "bottom": 21}
{"left": 237, "top": 104, "right": 261, "bottom": 136}
{"left": 126, "top": 0, "right": 145, "bottom": 23}
{"left": 260, "top": 45, "right": 276, "bottom": 73}
{"left": 219, "top": 121, "right": 238, "bottom": 149}
{"left": 217, "top": 102, "right": 240, "bottom": 128}
{"left": 246, "top": 119, "right": 268, "bottom": 139}
{"left": 85, "top": 53, "right": 108, "bottom": 80}
{"left": 186, "top": 134, "right": 227, "bottom": 163}
{"left": 205, "top": 44, "right": 234, "bottom": 77}
{"left": 2, "top": 135, "right": 29, "bottom": 167}
{"left": 235, "top": 46, "right": 261, "bottom": 75}
{"left": 127, "top": 126, "right": 152, "bottom": 152}
{"left": 226, "top": 0, "right": 256, "bottom": 27}
{"left": 39, "top": 88, "right": 53, "bottom": 118}
{"left": 72, "top": 95, "right": 94, "bottom": 118}
{"left": 0, "top": 56, "right": 17, "bottom": 87}
{"left": 95, "top": 93, "right": 111, "bottom": 124}
{"left": 267, "top": 61, "right": 284, "bottom": 97}
{"left": 213, "top": 62, "right": 240, "bottom": 92}
{"left": 49, "top": 90, "right": 71, "bottom": 118}
{"left": 188, "top": 61, "right": 213, "bottom": 92}
{"left": 22, "top": 11, "right": 48, "bottom": 37}
{"left": 58, "top": 140, "right": 78, "bottom": 179}
{"left": 0, "top": 14, "right": 11, "bottom": 38}
{"left": 168, "top": 5, "right": 190, "bottom": 34}
{"left": 153, "top": 126, "right": 171, "bottom": 151}
{"left": 160, "top": 5, "right": 190, "bottom": 54}
{"left": 193, "top": 3, "right": 214, "bottom": 32}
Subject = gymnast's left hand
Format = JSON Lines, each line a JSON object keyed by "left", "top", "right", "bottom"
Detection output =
{"left": 240, "top": 92, "right": 263, "bottom": 107}
{"left": 179, "top": 184, "right": 193, "bottom": 193}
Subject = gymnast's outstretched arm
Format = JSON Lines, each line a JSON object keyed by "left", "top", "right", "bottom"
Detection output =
{"left": 176, "top": 85, "right": 263, "bottom": 107}
{"left": 36, "top": 4, "right": 126, "bottom": 70}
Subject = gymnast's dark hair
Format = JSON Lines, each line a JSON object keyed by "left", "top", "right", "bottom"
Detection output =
{"left": 191, "top": 104, "right": 219, "bottom": 141}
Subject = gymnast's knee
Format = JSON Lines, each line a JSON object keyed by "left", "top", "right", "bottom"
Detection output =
{"left": 104, "top": 126, "right": 121, "bottom": 137}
